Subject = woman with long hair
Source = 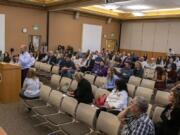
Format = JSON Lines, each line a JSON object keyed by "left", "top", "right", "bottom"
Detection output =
{"left": 154, "top": 67, "right": 166, "bottom": 90}
{"left": 20, "top": 69, "right": 40, "bottom": 99}
{"left": 104, "top": 67, "right": 119, "bottom": 91}
{"left": 97, "top": 79, "right": 128, "bottom": 115}
{"left": 155, "top": 86, "right": 180, "bottom": 135}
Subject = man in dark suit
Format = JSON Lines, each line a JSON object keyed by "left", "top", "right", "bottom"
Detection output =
{"left": 47, "top": 51, "right": 57, "bottom": 65}
{"left": 67, "top": 72, "right": 93, "bottom": 104}
{"left": 80, "top": 54, "right": 95, "bottom": 73}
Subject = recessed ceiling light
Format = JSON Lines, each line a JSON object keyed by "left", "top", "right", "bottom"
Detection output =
{"left": 103, "top": 4, "right": 120, "bottom": 10}
{"left": 126, "top": 5, "right": 151, "bottom": 10}
{"left": 132, "top": 11, "right": 144, "bottom": 16}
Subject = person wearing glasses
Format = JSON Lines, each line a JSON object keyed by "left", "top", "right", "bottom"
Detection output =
{"left": 155, "top": 86, "right": 180, "bottom": 135}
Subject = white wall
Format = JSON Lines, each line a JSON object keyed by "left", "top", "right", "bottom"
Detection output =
{"left": 120, "top": 20, "right": 180, "bottom": 54}
{"left": 0, "top": 14, "right": 5, "bottom": 53}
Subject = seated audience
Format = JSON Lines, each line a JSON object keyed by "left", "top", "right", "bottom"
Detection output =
{"left": 3, "top": 51, "right": 11, "bottom": 63}
{"left": 97, "top": 79, "right": 128, "bottom": 115}
{"left": 60, "top": 54, "right": 76, "bottom": 78}
{"left": 167, "top": 63, "right": 177, "bottom": 84}
{"left": 20, "top": 69, "right": 40, "bottom": 99}
{"left": 92, "top": 61, "right": 108, "bottom": 76}
{"left": 155, "top": 86, "right": 180, "bottom": 135}
{"left": 118, "top": 96, "right": 155, "bottom": 135}
{"left": 0, "top": 50, "right": 3, "bottom": 62}
{"left": 80, "top": 54, "right": 95, "bottom": 73}
{"left": 120, "top": 61, "right": 133, "bottom": 82}
{"left": 145, "top": 58, "right": 157, "bottom": 69}
{"left": 47, "top": 51, "right": 57, "bottom": 65}
{"left": 133, "top": 61, "right": 144, "bottom": 78}
{"left": 104, "top": 67, "right": 119, "bottom": 91}
{"left": 68, "top": 72, "right": 93, "bottom": 104}
{"left": 154, "top": 67, "right": 166, "bottom": 90}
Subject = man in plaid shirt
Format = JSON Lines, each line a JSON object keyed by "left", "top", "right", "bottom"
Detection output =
{"left": 118, "top": 96, "right": 155, "bottom": 135}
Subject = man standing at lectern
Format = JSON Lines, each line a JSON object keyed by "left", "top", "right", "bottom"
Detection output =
{"left": 18, "top": 45, "right": 31, "bottom": 87}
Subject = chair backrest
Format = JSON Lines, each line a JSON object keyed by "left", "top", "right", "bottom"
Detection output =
{"left": 61, "top": 96, "right": 78, "bottom": 117}
{"left": 50, "top": 74, "right": 61, "bottom": 89}
{"left": 94, "top": 76, "right": 107, "bottom": 88}
{"left": 76, "top": 103, "right": 97, "bottom": 128}
{"left": 147, "top": 104, "right": 152, "bottom": 116}
{"left": 154, "top": 91, "right": 169, "bottom": 107}
{"left": 84, "top": 74, "right": 96, "bottom": 84}
{"left": 128, "top": 76, "right": 142, "bottom": 87}
{"left": 59, "top": 77, "right": 72, "bottom": 92}
{"left": 39, "top": 85, "right": 52, "bottom": 102}
{"left": 48, "top": 90, "right": 63, "bottom": 109}
{"left": 144, "top": 68, "right": 155, "bottom": 79}
{"left": 69, "top": 80, "right": 78, "bottom": 91}
{"left": 94, "top": 88, "right": 110, "bottom": 99}
{"left": 40, "top": 63, "right": 52, "bottom": 72}
{"left": 51, "top": 66, "right": 59, "bottom": 74}
{"left": 128, "top": 97, "right": 132, "bottom": 105}
{"left": 91, "top": 84, "right": 98, "bottom": 98}
{"left": 127, "top": 83, "right": 136, "bottom": 97}
{"left": 96, "top": 111, "right": 120, "bottom": 135}
{"left": 135, "top": 87, "right": 153, "bottom": 102}
{"left": 140, "top": 79, "right": 155, "bottom": 89}
{"left": 34, "top": 61, "right": 41, "bottom": 70}
{"left": 152, "top": 106, "right": 164, "bottom": 123}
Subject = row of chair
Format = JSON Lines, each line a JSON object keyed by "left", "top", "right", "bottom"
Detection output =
{"left": 24, "top": 84, "right": 121, "bottom": 135}
{"left": 34, "top": 62, "right": 155, "bottom": 88}
{"left": 23, "top": 84, "right": 168, "bottom": 135}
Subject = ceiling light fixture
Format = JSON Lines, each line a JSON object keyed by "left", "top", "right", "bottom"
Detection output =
{"left": 103, "top": 4, "right": 120, "bottom": 10}
{"left": 132, "top": 11, "right": 144, "bottom": 16}
{"left": 126, "top": 5, "right": 151, "bottom": 10}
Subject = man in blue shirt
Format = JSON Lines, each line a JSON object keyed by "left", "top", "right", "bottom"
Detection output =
{"left": 18, "top": 45, "right": 32, "bottom": 87}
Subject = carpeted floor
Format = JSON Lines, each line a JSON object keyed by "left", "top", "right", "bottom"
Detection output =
{"left": 0, "top": 102, "right": 51, "bottom": 135}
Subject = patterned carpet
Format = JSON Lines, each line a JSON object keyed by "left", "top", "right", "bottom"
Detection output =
{"left": 0, "top": 102, "right": 51, "bottom": 135}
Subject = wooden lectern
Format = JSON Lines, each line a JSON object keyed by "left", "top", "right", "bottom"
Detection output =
{"left": 0, "top": 62, "right": 21, "bottom": 103}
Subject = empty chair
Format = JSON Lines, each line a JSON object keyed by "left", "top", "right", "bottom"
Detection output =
{"left": 147, "top": 104, "right": 152, "bottom": 116}
{"left": 84, "top": 74, "right": 96, "bottom": 84}
{"left": 127, "top": 83, "right": 136, "bottom": 97}
{"left": 61, "top": 103, "right": 97, "bottom": 135}
{"left": 59, "top": 77, "right": 72, "bottom": 93}
{"left": 94, "top": 88, "right": 110, "bottom": 100}
{"left": 91, "top": 111, "right": 120, "bottom": 135}
{"left": 143, "top": 68, "right": 155, "bottom": 79}
{"left": 46, "top": 96, "right": 78, "bottom": 128}
{"left": 50, "top": 74, "right": 61, "bottom": 89}
{"left": 69, "top": 80, "right": 78, "bottom": 91}
{"left": 34, "top": 61, "right": 42, "bottom": 70}
{"left": 39, "top": 63, "right": 52, "bottom": 73}
{"left": 94, "top": 76, "right": 106, "bottom": 88}
{"left": 128, "top": 76, "right": 142, "bottom": 87}
{"left": 152, "top": 106, "right": 164, "bottom": 124}
{"left": 154, "top": 91, "right": 169, "bottom": 107}
{"left": 32, "top": 90, "right": 63, "bottom": 116}
{"left": 135, "top": 87, "right": 154, "bottom": 102}
{"left": 91, "top": 84, "right": 98, "bottom": 97}
{"left": 24, "top": 85, "right": 51, "bottom": 108}
{"left": 51, "top": 66, "right": 59, "bottom": 74}
{"left": 140, "top": 79, "right": 155, "bottom": 89}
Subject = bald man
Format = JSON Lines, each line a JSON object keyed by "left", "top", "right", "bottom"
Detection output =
{"left": 18, "top": 44, "right": 32, "bottom": 87}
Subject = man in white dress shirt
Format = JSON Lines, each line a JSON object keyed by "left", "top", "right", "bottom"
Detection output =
{"left": 18, "top": 45, "right": 32, "bottom": 87}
